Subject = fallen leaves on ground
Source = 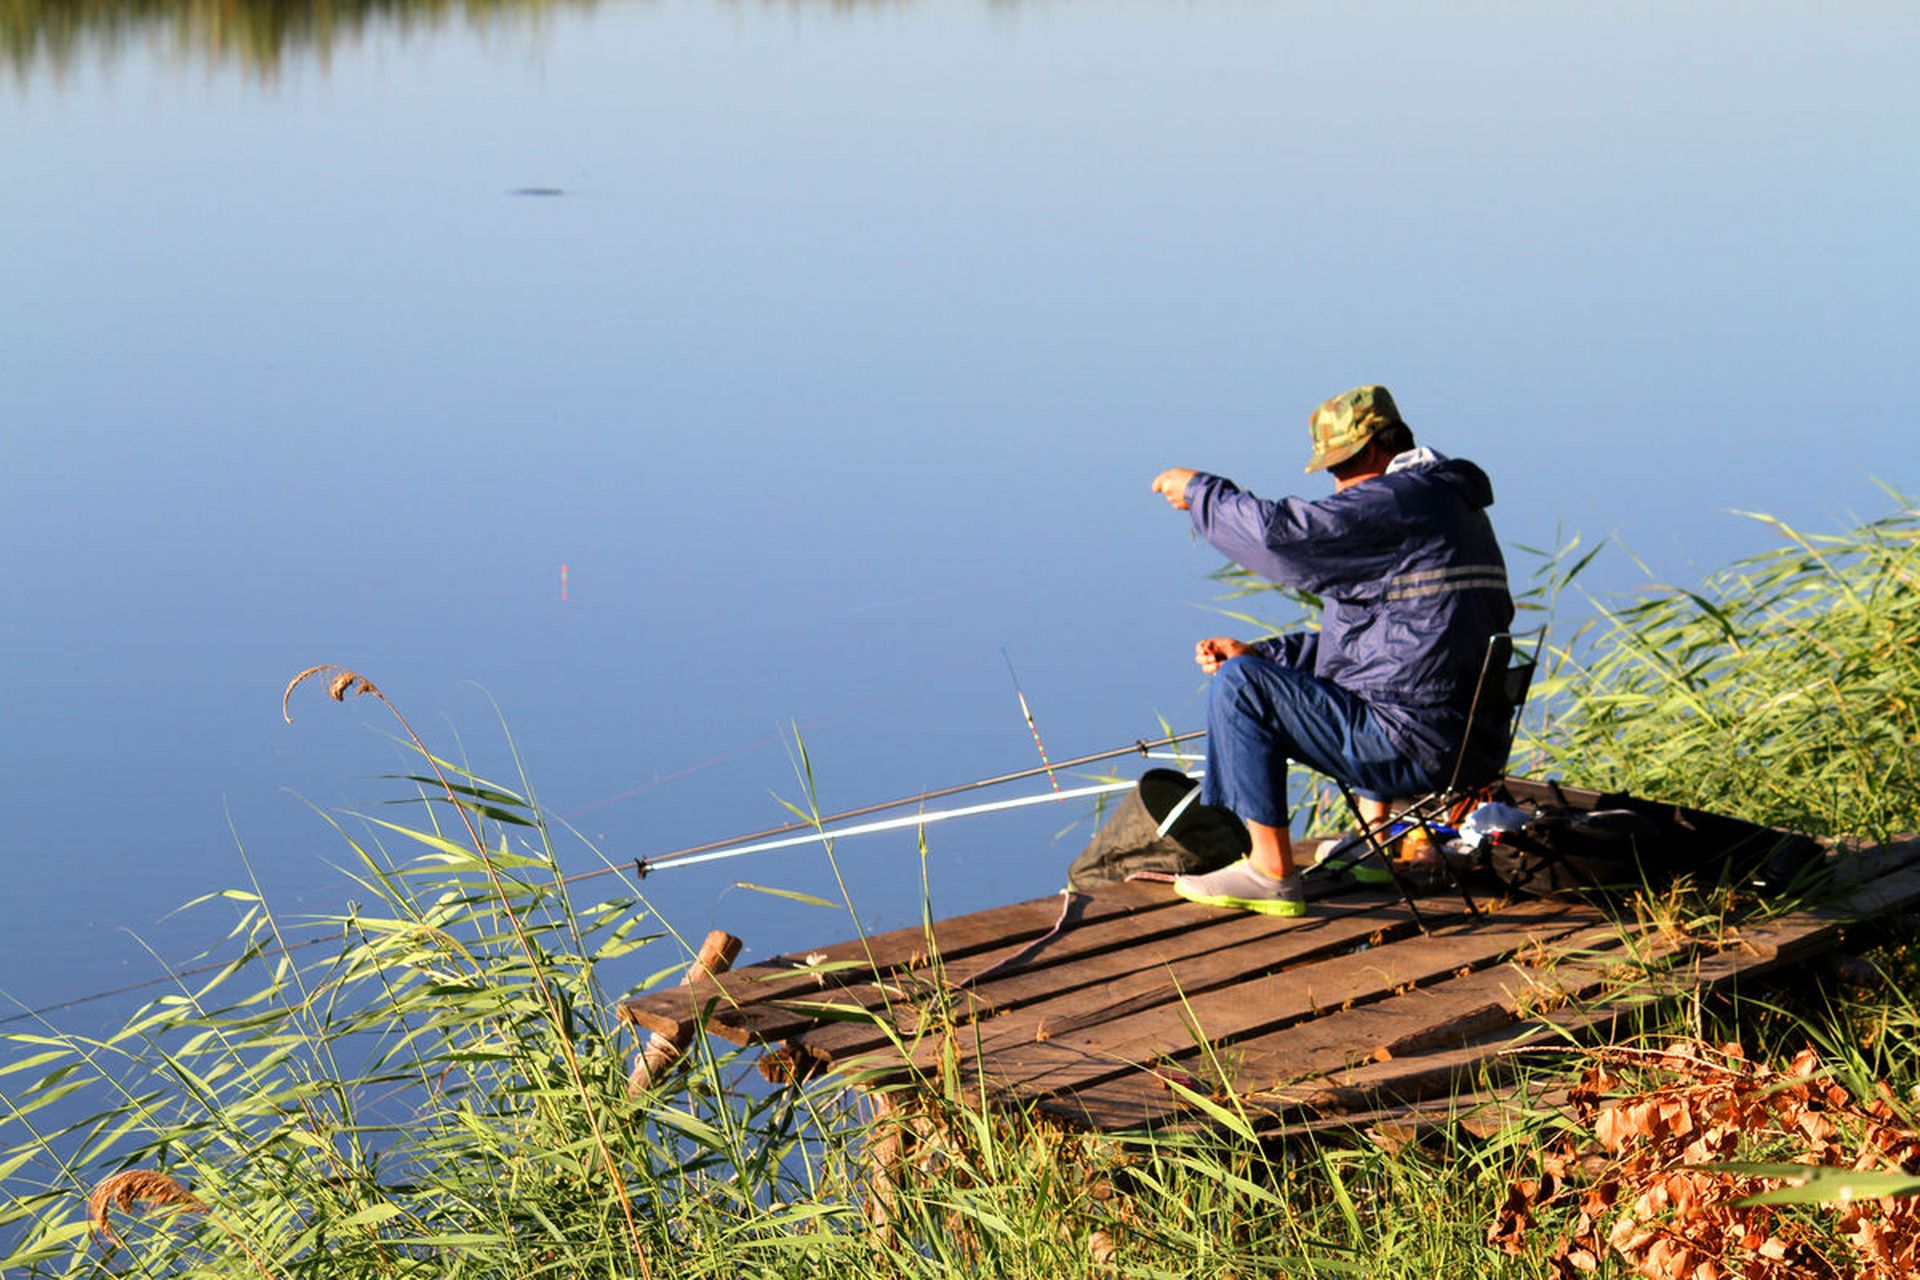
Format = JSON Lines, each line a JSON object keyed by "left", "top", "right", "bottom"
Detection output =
{"left": 1490, "top": 1039, "right": 1920, "bottom": 1279}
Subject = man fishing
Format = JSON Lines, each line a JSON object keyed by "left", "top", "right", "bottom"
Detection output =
{"left": 1150, "top": 385, "right": 1513, "bottom": 916}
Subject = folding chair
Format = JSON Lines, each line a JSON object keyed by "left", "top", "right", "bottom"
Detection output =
{"left": 1328, "top": 629, "right": 1544, "bottom": 933}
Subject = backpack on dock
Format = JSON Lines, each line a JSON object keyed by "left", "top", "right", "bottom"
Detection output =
{"left": 1483, "top": 779, "right": 1823, "bottom": 900}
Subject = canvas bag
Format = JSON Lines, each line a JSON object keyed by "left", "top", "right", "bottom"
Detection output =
{"left": 1066, "top": 769, "right": 1249, "bottom": 889}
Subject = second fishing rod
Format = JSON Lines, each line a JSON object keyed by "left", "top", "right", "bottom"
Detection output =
{"left": 564, "top": 728, "right": 1207, "bottom": 886}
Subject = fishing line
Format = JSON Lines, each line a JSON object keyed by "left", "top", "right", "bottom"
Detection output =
{"left": 0, "top": 935, "right": 337, "bottom": 1029}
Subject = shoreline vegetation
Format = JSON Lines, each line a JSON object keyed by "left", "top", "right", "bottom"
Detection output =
{"left": 4, "top": 498, "right": 1919, "bottom": 1276}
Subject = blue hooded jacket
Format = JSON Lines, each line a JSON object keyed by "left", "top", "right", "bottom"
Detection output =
{"left": 1183, "top": 450, "right": 1514, "bottom": 776}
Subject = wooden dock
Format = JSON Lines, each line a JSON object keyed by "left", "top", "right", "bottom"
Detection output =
{"left": 619, "top": 819, "right": 1920, "bottom": 1141}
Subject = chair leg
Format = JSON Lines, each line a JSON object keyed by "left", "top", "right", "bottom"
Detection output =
{"left": 1376, "top": 792, "right": 1485, "bottom": 921}
{"left": 1336, "top": 781, "right": 1431, "bottom": 935}
{"left": 1410, "top": 811, "right": 1483, "bottom": 920}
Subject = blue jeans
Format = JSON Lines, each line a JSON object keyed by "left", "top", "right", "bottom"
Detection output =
{"left": 1200, "top": 655, "right": 1439, "bottom": 828}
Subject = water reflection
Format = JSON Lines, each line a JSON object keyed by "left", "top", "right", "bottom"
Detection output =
{"left": 4, "top": 0, "right": 606, "bottom": 76}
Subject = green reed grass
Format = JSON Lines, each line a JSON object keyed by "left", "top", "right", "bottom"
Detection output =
{"left": 4, "top": 497, "right": 1918, "bottom": 1276}
{"left": 1525, "top": 498, "right": 1920, "bottom": 841}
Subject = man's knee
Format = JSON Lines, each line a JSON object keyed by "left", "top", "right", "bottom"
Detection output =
{"left": 1209, "top": 654, "right": 1267, "bottom": 715}
{"left": 1212, "top": 653, "right": 1312, "bottom": 712}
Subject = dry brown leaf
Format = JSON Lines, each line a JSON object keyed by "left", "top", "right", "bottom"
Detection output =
{"left": 1087, "top": 1229, "right": 1116, "bottom": 1265}
{"left": 1488, "top": 1178, "right": 1538, "bottom": 1254}
{"left": 1595, "top": 1104, "right": 1634, "bottom": 1152}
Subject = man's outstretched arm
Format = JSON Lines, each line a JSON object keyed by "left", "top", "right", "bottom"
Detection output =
{"left": 1155, "top": 466, "right": 1398, "bottom": 596}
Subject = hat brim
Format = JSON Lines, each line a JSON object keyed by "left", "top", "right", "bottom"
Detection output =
{"left": 1303, "top": 435, "right": 1372, "bottom": 474}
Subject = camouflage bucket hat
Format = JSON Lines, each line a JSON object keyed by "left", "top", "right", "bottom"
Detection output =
{"left": 1304, "top": 385, "right": 1404, "bottom": 474}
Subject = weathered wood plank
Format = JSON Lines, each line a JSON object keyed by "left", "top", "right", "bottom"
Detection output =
{"left": 1031, "top": 1059, "right": 1568, "bottom": 1137}
{"left": 1029, "top": 1069, "right": 1563, "bottom": 1139}
{"left": 836, "top": 892, "right": 1535, "bottom": 1081}
{"left": 1020, "top": 917, "right": 1681, "bottom": 1135}
{"left": 940, "top": 882, "right": 1393, "bottom": 991}
{"left": 778, "top": 887, "right": 1436, "bottom": 1076}
{"left": 1024, "top": 898, "right": 1567, "bottom": 1043}
{"left": 609, "top": 805, "right": 1917, "bottom": 1138}
{"left": 1250, "top": 860, "right": 1920, "bottom": 1120}
{"left": 639, "top": 886, "right": 1295, "bottom": 1052}
{"left": 1104, "top": 925, "right": 1677, "bottom": 1133}
{"left": 1203, "top": 843, "right": 1920, "bottom": 1129}
{"left": 873, "top": 900, "right": 1593, "bottom": 1104}
{"left": 1009, "top": 924, "right": 1622, "bottom": 1134}
{"left": 1025, "top": 1072, "right": 1185, "bottom": 1131}
{"left": 617, "top": 879, "right": 1180, "bottom": 1040}
{"left": 633, "top": 865, "right": 1403, "bottom": 1047}
{"left": 1222, "top": 925, "right": 1672, "bottom": 1093}
{"left": 1026, "top": 1075, "right": 1189, "bottom": 1132}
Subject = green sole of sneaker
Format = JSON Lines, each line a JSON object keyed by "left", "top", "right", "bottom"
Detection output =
{"left": 1172, "top": 885, "right": 1307, "bottom": 917}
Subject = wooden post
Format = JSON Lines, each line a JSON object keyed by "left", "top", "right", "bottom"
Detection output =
{"left": 628, "top": 930, "right": 742, "bottom": 1094}
{"left": 863, "top": 1089, "right": 905, "bottom": 1244}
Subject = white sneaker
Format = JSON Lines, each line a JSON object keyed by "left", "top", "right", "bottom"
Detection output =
{"left": 1172, "top": 860, "right": 1307, "bottom": 917}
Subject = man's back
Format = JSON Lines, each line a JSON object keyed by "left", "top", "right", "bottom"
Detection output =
{"left": 1311, "top": 453, "right": 1511, "bottom": 710}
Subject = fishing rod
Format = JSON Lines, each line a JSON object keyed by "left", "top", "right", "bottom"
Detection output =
{"left": 608, "top": 778, "right": 1143, "bottom": 874}
{"left": 560, "top": 728, "right": 1207, "bottom": 886}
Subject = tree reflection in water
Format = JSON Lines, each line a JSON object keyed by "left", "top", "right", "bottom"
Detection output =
{"left": 3, "top": 0, "right": 608, "bottom": 77}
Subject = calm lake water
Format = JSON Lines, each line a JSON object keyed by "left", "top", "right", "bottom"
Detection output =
{"left": 3, "top": 0, "right": 1916, "bottom": 1032}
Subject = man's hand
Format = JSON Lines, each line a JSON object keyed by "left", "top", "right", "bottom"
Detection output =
{"left": 1195, "top": 637, "right": 1250, "bottom": 674}
{"left": 1151, "top": 468, "right": 1197, "bottom": 510}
